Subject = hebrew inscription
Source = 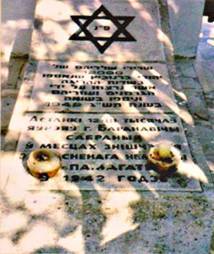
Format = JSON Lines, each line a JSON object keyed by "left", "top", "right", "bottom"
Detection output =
{"left": 28, "top": 62, "right": 178, "bottom": 113}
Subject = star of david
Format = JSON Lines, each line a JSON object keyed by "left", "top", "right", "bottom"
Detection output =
{"left": 69, "top": 5, "right": 136, "bottom": 53}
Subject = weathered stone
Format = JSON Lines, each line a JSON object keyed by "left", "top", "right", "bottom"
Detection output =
{"left": 195, "top": 60, "right": 214, "bottom": 93}
{"left": 206, "top": 155, "right": 214, "bottom": 175}
{"left": 180, "top": 121, "right": 214, "bottom": 186}
{"left": 1, "top": 61, "right": 9, "bottom": 89}
{"left": 177, "top": 61, "right": 197, "bottom": 78}
{"left": 0, "top": 135, "right": 5, "bottom": 149}
{"left": 7, "top": 58, "right": 27, "bottom": 88}
{"left": 179, "top": 77, "right": 202, "bottom": 90}
{"left": 188, "top": 95, "right": 209, "bottom": 120}
{"left": 204, "top": 94, "right": 214, "bottom": 111}
{"left": 1, "top": 0, "right": 35, "bottom": 98}
{"left": 208, "top": 108, "right": 214, "bottom": 126}
{"left": 210, "top": 231, "right": 214, "bottom": 254}
{"left": 195, "top": 126, "right": 214, "bottom": 156}
{"left": 2, "top": 0, "right": 36, "bottom": 57}
{"left": 167, "top": 0, "right": 205, "bottom": 57}
{"left": 1, "top": 90, "right": 18, "bottom": 130}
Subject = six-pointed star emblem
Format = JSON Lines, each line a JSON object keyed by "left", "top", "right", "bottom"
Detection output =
{"left": 69, "top": 5, "right": 136, "bottom": 53}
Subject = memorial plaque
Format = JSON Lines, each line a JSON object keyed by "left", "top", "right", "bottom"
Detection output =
{"left": 5, "top": 59, "right": 201, "bottom": 191}
{"left": 31, "top": 0, "right": 165, "bottom": 61}
{"left": 13, "top": 110, "right": 200, "bottom": 190}
{"left": 28, "top": 62, "right": 179, "bottom": 113}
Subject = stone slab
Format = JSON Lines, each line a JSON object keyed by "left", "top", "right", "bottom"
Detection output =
{"left": 2, "top": 0, "right": 36, "bottom": 58}
{"left": 9, "top": 112, "right": 200, "bottom": 191}
{"left": 31, "top": 0, "right": 165, "bottom": 61}
{"left": 3, "top": 60, "right": 202, "bottom": 191}
{"left": 28, "top": 61, "right": 179, "bottom": 113}
{"left": 167, "top": 0, "right": 205, "bottom": 57}
{"left": 195, "top": 60, "right": 214, "bottom": 93}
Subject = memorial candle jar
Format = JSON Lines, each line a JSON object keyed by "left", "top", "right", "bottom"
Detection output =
{"left": 146, "top": 145, "right": 181, "bottom": 180}
{"left": 27, "top": 149, "right": 61, "bottom": 181}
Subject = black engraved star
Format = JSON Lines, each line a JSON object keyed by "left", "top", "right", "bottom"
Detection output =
{"left": 69, "top": 5, "right": 136, "bottom": 53}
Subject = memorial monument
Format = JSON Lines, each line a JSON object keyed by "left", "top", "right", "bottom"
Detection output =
{"left": 1, "top": 1, "right": 214, "bottom": 253}
{"left": 5, "top": 0, "right": 208, "bottom": 191}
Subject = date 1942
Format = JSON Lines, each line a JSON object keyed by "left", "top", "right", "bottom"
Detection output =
{"left": 64, "top": 175, "right": 157, "bottom": 183}
{"left": 64, "top": 175, "right": 105, "bottom": 183}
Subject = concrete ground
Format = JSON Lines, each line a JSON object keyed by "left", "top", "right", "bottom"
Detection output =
{"left": 1, "top": 12, "right": 214, "bottom": 254}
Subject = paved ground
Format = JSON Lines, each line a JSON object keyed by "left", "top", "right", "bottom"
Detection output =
{"left": 1, "top": 13, "right": 214, "bottom": 254}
